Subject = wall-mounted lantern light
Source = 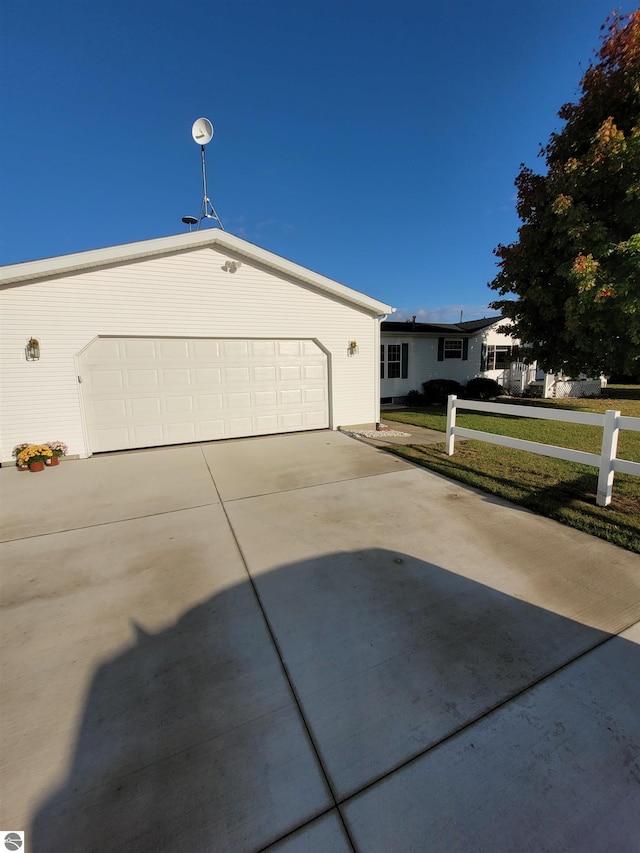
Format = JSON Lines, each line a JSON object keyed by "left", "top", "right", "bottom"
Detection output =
{"left": 25, "top": 337, "right": 40, "bottom": 361}
{"left": 348, "top": 340, "right": 359, "bottom": 356}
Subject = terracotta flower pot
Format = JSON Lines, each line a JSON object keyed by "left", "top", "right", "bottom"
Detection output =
{"left": 46, "top": 456, "right": 59, "bottom": 466}
{"left": 29, "top": 461, "right": 45, "bottom": 472}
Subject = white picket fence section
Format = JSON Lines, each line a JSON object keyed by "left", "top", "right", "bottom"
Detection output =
{"left": 445, "top": 395, "right": 640, "bottom": 507}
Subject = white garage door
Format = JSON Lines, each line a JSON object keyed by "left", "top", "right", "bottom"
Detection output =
{"left": 78, "top": 337, "right": 329, "bottom": 452}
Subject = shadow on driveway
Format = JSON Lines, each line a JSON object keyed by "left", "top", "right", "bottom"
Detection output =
{"left": 32, "top": 549, "right": 640, "bottom": 852}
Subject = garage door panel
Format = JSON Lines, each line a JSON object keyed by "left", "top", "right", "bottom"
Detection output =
{"left": 123, "top": 339, "right": 156, "bottom": 359}
{"left": 280, "top": 365, "right": 302, "bottom": 381}
{"left": 165, "top": 423, "right": 197, "bottom": 443}
{"left": 228, "top": 417, "right": 253, "bottom": 436}
{"left": 253, "top": 366, "right": 277, "bottom": 382}
{"left": 200, "top": 420, "right": 226, "bottom": 439}
{"left": 130, "top": 397, "right": 162, "bottom": 417}
{"left": 162, "top": 368, "right": 192, "bottom": 386}
{"left": 191, "top": 339, "right": 220, "bottom": 358}
{"left": 281, "top": 389, "right": 302, "bottom": 405}
{"left": 88, "top": 338, "right": 121, "bottom": 359}
{"left": 278, "top": 341, "right": 301, "bottom": 356}
{"left": 251, "top": 340, "right": 276, "bottom": 357}
{"left": 305, "top": 411, "right": 328, "bottom": 427}
{"left": 255, "top": 414, "right": 279, "bottom": 431}
{"left": 255, "top": 391, "right": 277, "bottom": 407}
{"left": 94, "top": 426, "right": 131, "bottom": 447}
{"left": 281, "top": 413, "right": 304, "bottom": 429}
{"left": 165, "top": 396, "right": 194, "bottom": 414}
{"left": 197, "top": 395, "right": 224, "bottom": 411}
{"left": 227, "top": 392, "right": 252, "bottom": 409}
{"left": 132, "top": 425, "right": 165, "bottom": 446}
{"left": 128, "top": 369, "right": 158, "bottom": 387}
{"left": 158, "top": 339, "right": 190, "bottom": 358}
{"left": 302, "top": 340, "right": 321, "bottom": 356}
{"left": 91, "top": 370, "right": 124, "bottom": 390}
{"left": 93, "top": 399, "right": 128, "bottom": 419}
{"left": 304, "top": 364, "right": 325, "bottom": 380}
{"left": 195, "top": 368, "right": 222, "bottom": 384}
{"left": 80, "top": 337, "right": 329, "bottom": 452}
{"left": 222, "top": 341, "right": 249, "bottom": 358}
{"left": 225, "top": 367, "right": 250, "bottom": 383}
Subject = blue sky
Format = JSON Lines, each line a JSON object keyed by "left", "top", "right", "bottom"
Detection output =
{"left": 0, "top": 1, "right": 628, "bottom": 321}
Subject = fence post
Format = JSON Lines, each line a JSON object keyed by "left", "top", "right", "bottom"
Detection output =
{"left": 597, "top": 409, "right": 620, "bottom": 507}
{"left": 446, "top": 395, "right": 457, "bottom": 455}
{"left": 543, "top": 373, "right": 555, "bottom": 398}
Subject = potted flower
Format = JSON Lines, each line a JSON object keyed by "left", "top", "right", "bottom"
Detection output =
{"left": 17, "top": 444, "right": 53, "bottom": 472}
{"left": 45, "top": 441, "right": 68, "bottom": 466}
{"left": 12, "top": 443, "right": 30, "bottom": 469}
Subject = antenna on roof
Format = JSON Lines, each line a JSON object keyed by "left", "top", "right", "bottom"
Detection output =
{"left": 181, "top": 118, "right": 224, "bottom": 232}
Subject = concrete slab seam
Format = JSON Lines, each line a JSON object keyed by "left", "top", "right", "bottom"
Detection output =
{"left": 255, "top": 805, "right": 355, "bottom": 853}
{"left": 334, "top": 626, "right": 633, "bottom": 811}
{"left": 200, "top": 448, "right": 359, "bottom": 851}
{"left": 0, "top": 501, "right": 224, "bottom": 543}
{"left": 216, "top": 468, "right": 416, "bottom": 504}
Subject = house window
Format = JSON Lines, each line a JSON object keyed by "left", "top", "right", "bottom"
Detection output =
{"left": 444, "top": 339, "right": 463, "bottom": 359}
{"left": 387, "top": 344, "right": 401, "bottom": 377}
{"left": 381, "top": 343, "right": 409, "bottom": 379}
{"left": 484, "top": 345, "right": 520, "bottom": 370}
{"left": 438, "top": 337, "right": 468, "bottom": 361}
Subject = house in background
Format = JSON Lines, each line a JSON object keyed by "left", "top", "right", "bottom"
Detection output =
{"left": 0, "top": 230, "right": 392, "bottom": 462}
{"left": 380, "top": 317, "right": 604, "bottom": 402}
{"left": 381, "top": 316, "right": 523, "bottom": 403}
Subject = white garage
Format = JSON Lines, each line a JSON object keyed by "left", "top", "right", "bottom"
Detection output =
{"left": 0, "top": 230, "right": 392, "bottom": 461}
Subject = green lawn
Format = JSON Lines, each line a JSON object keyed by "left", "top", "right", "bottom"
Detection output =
{"left": 382, "top": 386, "right": 640, "bottom": 553}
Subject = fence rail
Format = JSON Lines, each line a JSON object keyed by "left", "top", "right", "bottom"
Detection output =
{"left": 445, "top": 396, "right": 640, "bottom": 507}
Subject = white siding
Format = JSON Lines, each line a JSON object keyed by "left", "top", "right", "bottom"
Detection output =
{"left": 0, "top": 247, "right": 380, "bottom": 461}
{"left": 381, "top": 334, "right": 487, "bottom": 398}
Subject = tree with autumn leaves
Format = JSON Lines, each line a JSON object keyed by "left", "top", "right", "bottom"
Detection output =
{"left": 489, "top": 10, "right": 640, "bottom": 377}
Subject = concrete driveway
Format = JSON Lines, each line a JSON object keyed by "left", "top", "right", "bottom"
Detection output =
{"left": 1, "top": 430, "right": 639, "bottom": 852}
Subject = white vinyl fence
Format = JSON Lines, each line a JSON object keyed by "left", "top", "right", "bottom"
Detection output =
{"left": 445, "top": 395, "right": 640, "bottom": 507}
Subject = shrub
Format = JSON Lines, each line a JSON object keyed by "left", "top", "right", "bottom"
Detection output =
{"left": 422, "top": 379, "right": 463, "bottom": 405}
{"left": 405, "top": 389, "right": 425, "bottom": 406}
{"left": 465, "top": 377, "right": 506, "bottom": 400}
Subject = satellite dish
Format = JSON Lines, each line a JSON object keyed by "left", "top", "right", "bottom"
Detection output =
{"left": 192, "top": 117, "right": 214, "bottom": 145}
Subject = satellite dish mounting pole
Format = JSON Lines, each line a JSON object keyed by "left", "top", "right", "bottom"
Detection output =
{"left": 193, "top": 118, "right": 224, "bottom": 231}
{"left": 182, "top": 117, "right": 224, "bottom": 232}
{"left": 198, "top": 145, "right": 208, "bottom": 228}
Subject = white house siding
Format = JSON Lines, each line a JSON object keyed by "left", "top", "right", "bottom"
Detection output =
{"left": 0, "top": 247, "right": 381, "bottom": 461}
{"left": 381, "top": 333, "right": 487, "bottom": 399}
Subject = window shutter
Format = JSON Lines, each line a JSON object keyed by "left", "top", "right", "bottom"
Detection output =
{"left": 462, "top": 338, "right": 469, "bottom": 361}
{"left": 437, "top": 338, "right": 444, "bottom": 361}
{"left": 380, "top": 345, "right": 384, "bottom": 379}
{"left": 480, "top": 342, "right": 488, "bottom": 372}
{"left": 401, "top": 343, "right": 408, "bottom": 378}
